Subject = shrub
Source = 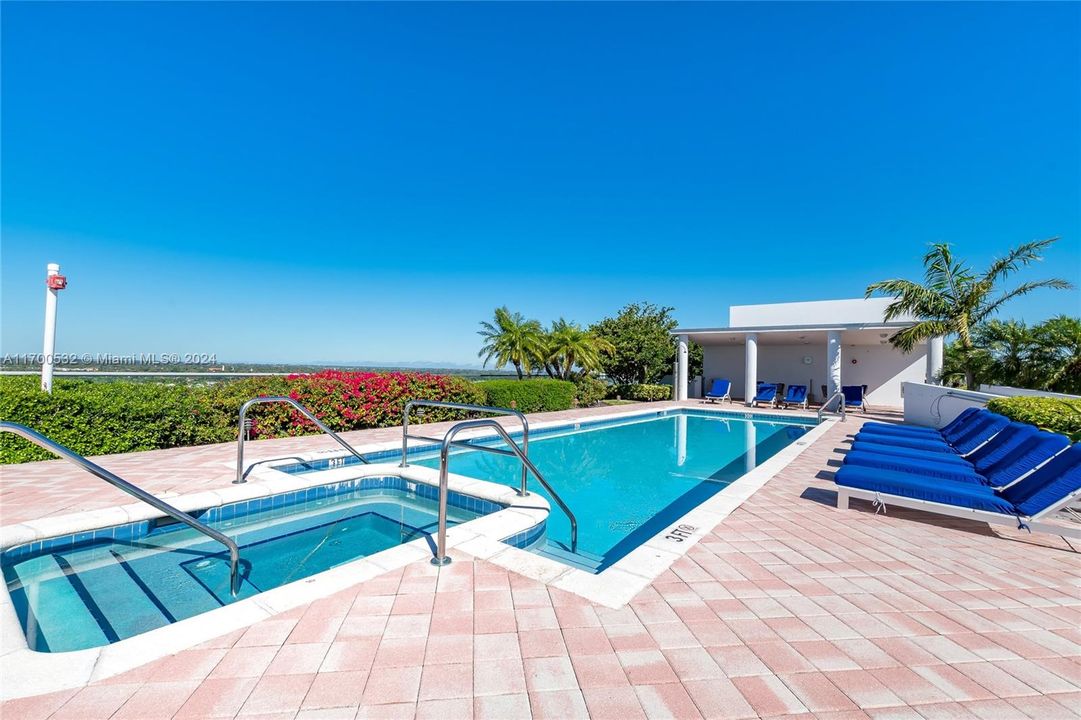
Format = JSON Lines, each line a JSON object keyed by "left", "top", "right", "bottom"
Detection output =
{"left": 573, "top": 376, "right": 608, "bottom": 408}
{"left": 607, "top": 383, "right": 672, "bottom": 402}
{"left": 0, "top": 376, "right": 203, "bottom": 463}
{"left": 262, "top": 370, "right": 487, "bottom": 438}
{"left": 0, "top": 370, "right": 490, "bottom": 463}
{"left": 986, "top": 396, "right": 1081, "bottom": 441}
{"left": 477, "top": 378, "right": 576, "bottom": 413}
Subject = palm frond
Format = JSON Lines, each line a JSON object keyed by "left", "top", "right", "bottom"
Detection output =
{"left": 981, "top": 236, "right": 1060, "bottom": 285}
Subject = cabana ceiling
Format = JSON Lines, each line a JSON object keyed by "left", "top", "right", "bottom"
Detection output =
{"left": 680, "top": 325, "right": 909, "bottom": 347}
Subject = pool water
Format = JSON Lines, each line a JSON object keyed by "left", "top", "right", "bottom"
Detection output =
{"left": 3, "top": 481, "right": 487, "bottom": 652}
{"left": 412, "top": 410, "right": 812, "bottom": 572}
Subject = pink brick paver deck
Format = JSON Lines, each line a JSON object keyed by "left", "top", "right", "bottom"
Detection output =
{"left": 2, "top": 404, "right": 1079, "bottom": 719}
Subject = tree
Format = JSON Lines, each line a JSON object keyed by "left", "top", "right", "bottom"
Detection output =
{"left": 590, "top": 302, "right": 702, "bottom": 384}
{"left": 1033, "top": 316, "right": 1081, "bottom": 395}
{"left": 540, "top": 319, "right": 615, "bottom": 380}
{"left": 866, "top": 238, "right": 1072, "bottom": 389}
{"left": 975, "top": 320, "right": 1040, "bottom": 389}
{"left": 477, "top": 307, "right": 544, "bottom": 380}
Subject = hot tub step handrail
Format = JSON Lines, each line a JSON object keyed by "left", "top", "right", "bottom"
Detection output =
{"left": 234, "top": 396, "right": 369, "bottom": 485}
{"left": 429, "top": 417, "right": 577, "bottom": 564}
{"left": 0, "top": 421, "right": 242, "bottom": 597}
{"left": 817, "top": 391, "right": 848, "bottom": 422}
{"left": 400, "top": 400, "right": 531, "bottom": 496}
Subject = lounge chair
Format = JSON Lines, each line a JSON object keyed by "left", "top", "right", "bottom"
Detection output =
{"left": 780, "top": 384, "right": 808, "bottom": 410}
{"left": 751, "top": 383, "right": 779, "bottom": 408}
{"left": 859, "top": 406, "right": 982, "bottom": 439}
{"left": 841, "top": 385, "right": 866, "bottom": 412}
{"left": 704, "top": 379, "right": 732, "bottom": 404}
{"left": 834, "top": 443, "right": 1081, "bottom": 539}
{"left": 852, "top": 411, "right": 1010, "bottom": 456}
{"left": 842, "top": 424, "right": 1070, "bottom": 490}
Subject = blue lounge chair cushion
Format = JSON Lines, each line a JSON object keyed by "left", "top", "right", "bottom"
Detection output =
{"left": 848, "top": 441, "right": 971, "bottom": 465}
{"left": 1000, "top": 444, "right": 1081, "bottom": 517}
{"left": 842, "top": 386, "right": 864, "bottom": 406}
{"left": 941, "top": 408, "right": 992, "bottom": 445}
{"left": 835, "top": 465, "right": 1017, "bottom": 515}
{"left": 852, "top": 434, "right": 959, "bottom": 454}
{"left": 785, "top": 385, "right": 808, "bottom": 403}
{"left": 859, "top": 423, "right": 946, "bottom": 438}
{"left": 843, "top": 450, "right": 985, "bottom": 483}
{"left": 949, "top": 413, "right": 1011, "bottom": 455}
{"left": 981, "top": 432, "right": 1071, "bottom": 490}
{"left": 706, "top": 379, "right": 731, "bottom": 398}
{"left": 754, "top": 384, "right": 777, "bottom": 402}
{"left": 860, "top": 407, "right": 983, "bottom": 439}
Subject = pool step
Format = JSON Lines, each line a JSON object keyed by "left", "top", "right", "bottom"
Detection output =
{"left": 533, "top": 543, "right": 606, "bottom": 573}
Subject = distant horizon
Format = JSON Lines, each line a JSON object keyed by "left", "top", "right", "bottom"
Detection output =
{"left": 3, "top": 2, "right": 1078, "bottom": 365}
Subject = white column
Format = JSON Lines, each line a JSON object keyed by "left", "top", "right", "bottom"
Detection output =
{"left": 744, "top": 418, "right": 757, "bottom": 473}
{"left": 743, "top": 333, "right": 758, "bottom": 406}
{"left": 41, "top": 263, "right": 61, "bottom": 394}
{"left": 927, "top": 336, "right": 944, "bottom": 384}
{"left": 827, "top": 330, "right": 842, "bottom": 397}
{"left": 676, "top": 334, "right": 689, "bottom": 401}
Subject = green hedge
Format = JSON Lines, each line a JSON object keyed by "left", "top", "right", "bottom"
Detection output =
{"left": 608, "top": 383, "right": 672, "bottom": 402}
{"left": 0, "top": 371, "right": 487, "bottom": 464}
{"left": 476, "top": 379, "right": 576, "bottom": 413}
{"left": 573, "top": 376, "right": 608, "bottom": 408}
{"left": 0, "top": 376, "right": 204, "bottom": 463}
{"left": 986, "top": 396, "right": 1081, "bottom": 441}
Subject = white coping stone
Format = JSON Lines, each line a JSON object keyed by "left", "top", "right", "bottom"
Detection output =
{"left": 0, "top": 404, "right": 833, "bottom": 699}
{"left": 0, "top": 459, "right": 546, "bottom": 700}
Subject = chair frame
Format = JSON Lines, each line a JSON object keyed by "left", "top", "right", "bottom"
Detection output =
{"left": 704, "top": 379, "right": 732, "bottom": 404}
{"left": 835, "top": 485, "right": 1081, "bottom": 539}
{"left": 781, "top": 385, "right": 809, "bottom": 410}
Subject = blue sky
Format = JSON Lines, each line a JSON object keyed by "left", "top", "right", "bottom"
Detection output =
{"left": 2, "top": 2, "right": 1078, "bottom": 366}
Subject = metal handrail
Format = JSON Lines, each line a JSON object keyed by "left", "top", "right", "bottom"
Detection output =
{"left": 428, "top": 418, "right": 577, "bottom": 565}
{"left": 234, "top": 396, "right": 369, "bottom": 485}
{"left": 401, "top": 400, "right": 530, "bottom": 496}
{"left": 0, "top": 421, "right": 242, "bottom": 596}
{"left": 817, "top": 391, "right": 847, "bottom": 422}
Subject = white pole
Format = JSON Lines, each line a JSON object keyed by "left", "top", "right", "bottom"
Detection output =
{"left": 743, "top": 333, "right": 758, "bottom": 406}
{"left": 827, "top": 330, "right": 843, "bottom": 397}
{"left": 676, "top": 334, "right": 689, "bottom": 401}
{"left": 927, "top": 336, "right": 944, "bottom": 385}
{"left": 41, "top": 263, "right": 60, "bottom": 393}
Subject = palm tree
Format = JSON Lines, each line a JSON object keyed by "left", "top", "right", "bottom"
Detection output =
{"left": 866, "top": 238, "right": 1072, "bottom": 389}
{"left": 1034, "top": 315, "right": 1081, "bottom": 394}
{"left": 976, "top": 319, "right": 1040, "bottom": 388}
{"left": 477, "top": 307, "right": 544, "bottom": 380}
{"left": 542, "top": 319, "right": 616, "bottom": 380}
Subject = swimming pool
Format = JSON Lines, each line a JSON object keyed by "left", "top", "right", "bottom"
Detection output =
{"left": 284, "top": 409, "right": 815, "bottom": 573}
{"left": 2, "top": 477, "right": 494, "bottom": 652}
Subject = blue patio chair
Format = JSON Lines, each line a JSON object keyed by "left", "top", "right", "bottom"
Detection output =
{"left": 780, "top": 384, "right": 808, "bottom": 410}
{"left": 841, "top": 385, "right": 866, "bottom": 412}
{"left": 852, "top": 411, "right": 1009, "bottom": 456}
{"left": 859, "top": 406, "right": 983, "bottom": 439}
{"left": 834, "top": 443, "right": 1081, "bottom": 539}
{"left": 751, "top": 383, "right": 779, "bottom": 408}
{"left": 704, "top": 379, "right": 732, "bottom": 404}
{"left": 842, "top": 424, "right": 1070, "bottom": 490}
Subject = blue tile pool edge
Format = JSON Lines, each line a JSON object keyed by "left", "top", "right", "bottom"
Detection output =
{"left": 1, "top": 476, "right": 505, "bottom": 565}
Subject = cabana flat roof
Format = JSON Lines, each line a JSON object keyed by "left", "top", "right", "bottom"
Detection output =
{"left": 673, "top": 322, "right": 914, "bottom": 346}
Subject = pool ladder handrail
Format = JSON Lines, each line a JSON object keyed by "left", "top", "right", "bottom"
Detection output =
{"left": 234, "top": 396, "right": 369, "bottom": 485}
{"left": 817, "top": 391, "right": 848, "bottom": 422}
{"left": 400, "top": 400, "right": 531, "bottom": 496}
{"left": 424, "top": 418, "right": 578, "bottom": 565}
{"left": 0, "top": 421, "right": 242, "bottom": 596}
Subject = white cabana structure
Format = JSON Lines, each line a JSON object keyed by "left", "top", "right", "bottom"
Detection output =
{"left": 673, "top": 298, "right": 944, "bottom": 408}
